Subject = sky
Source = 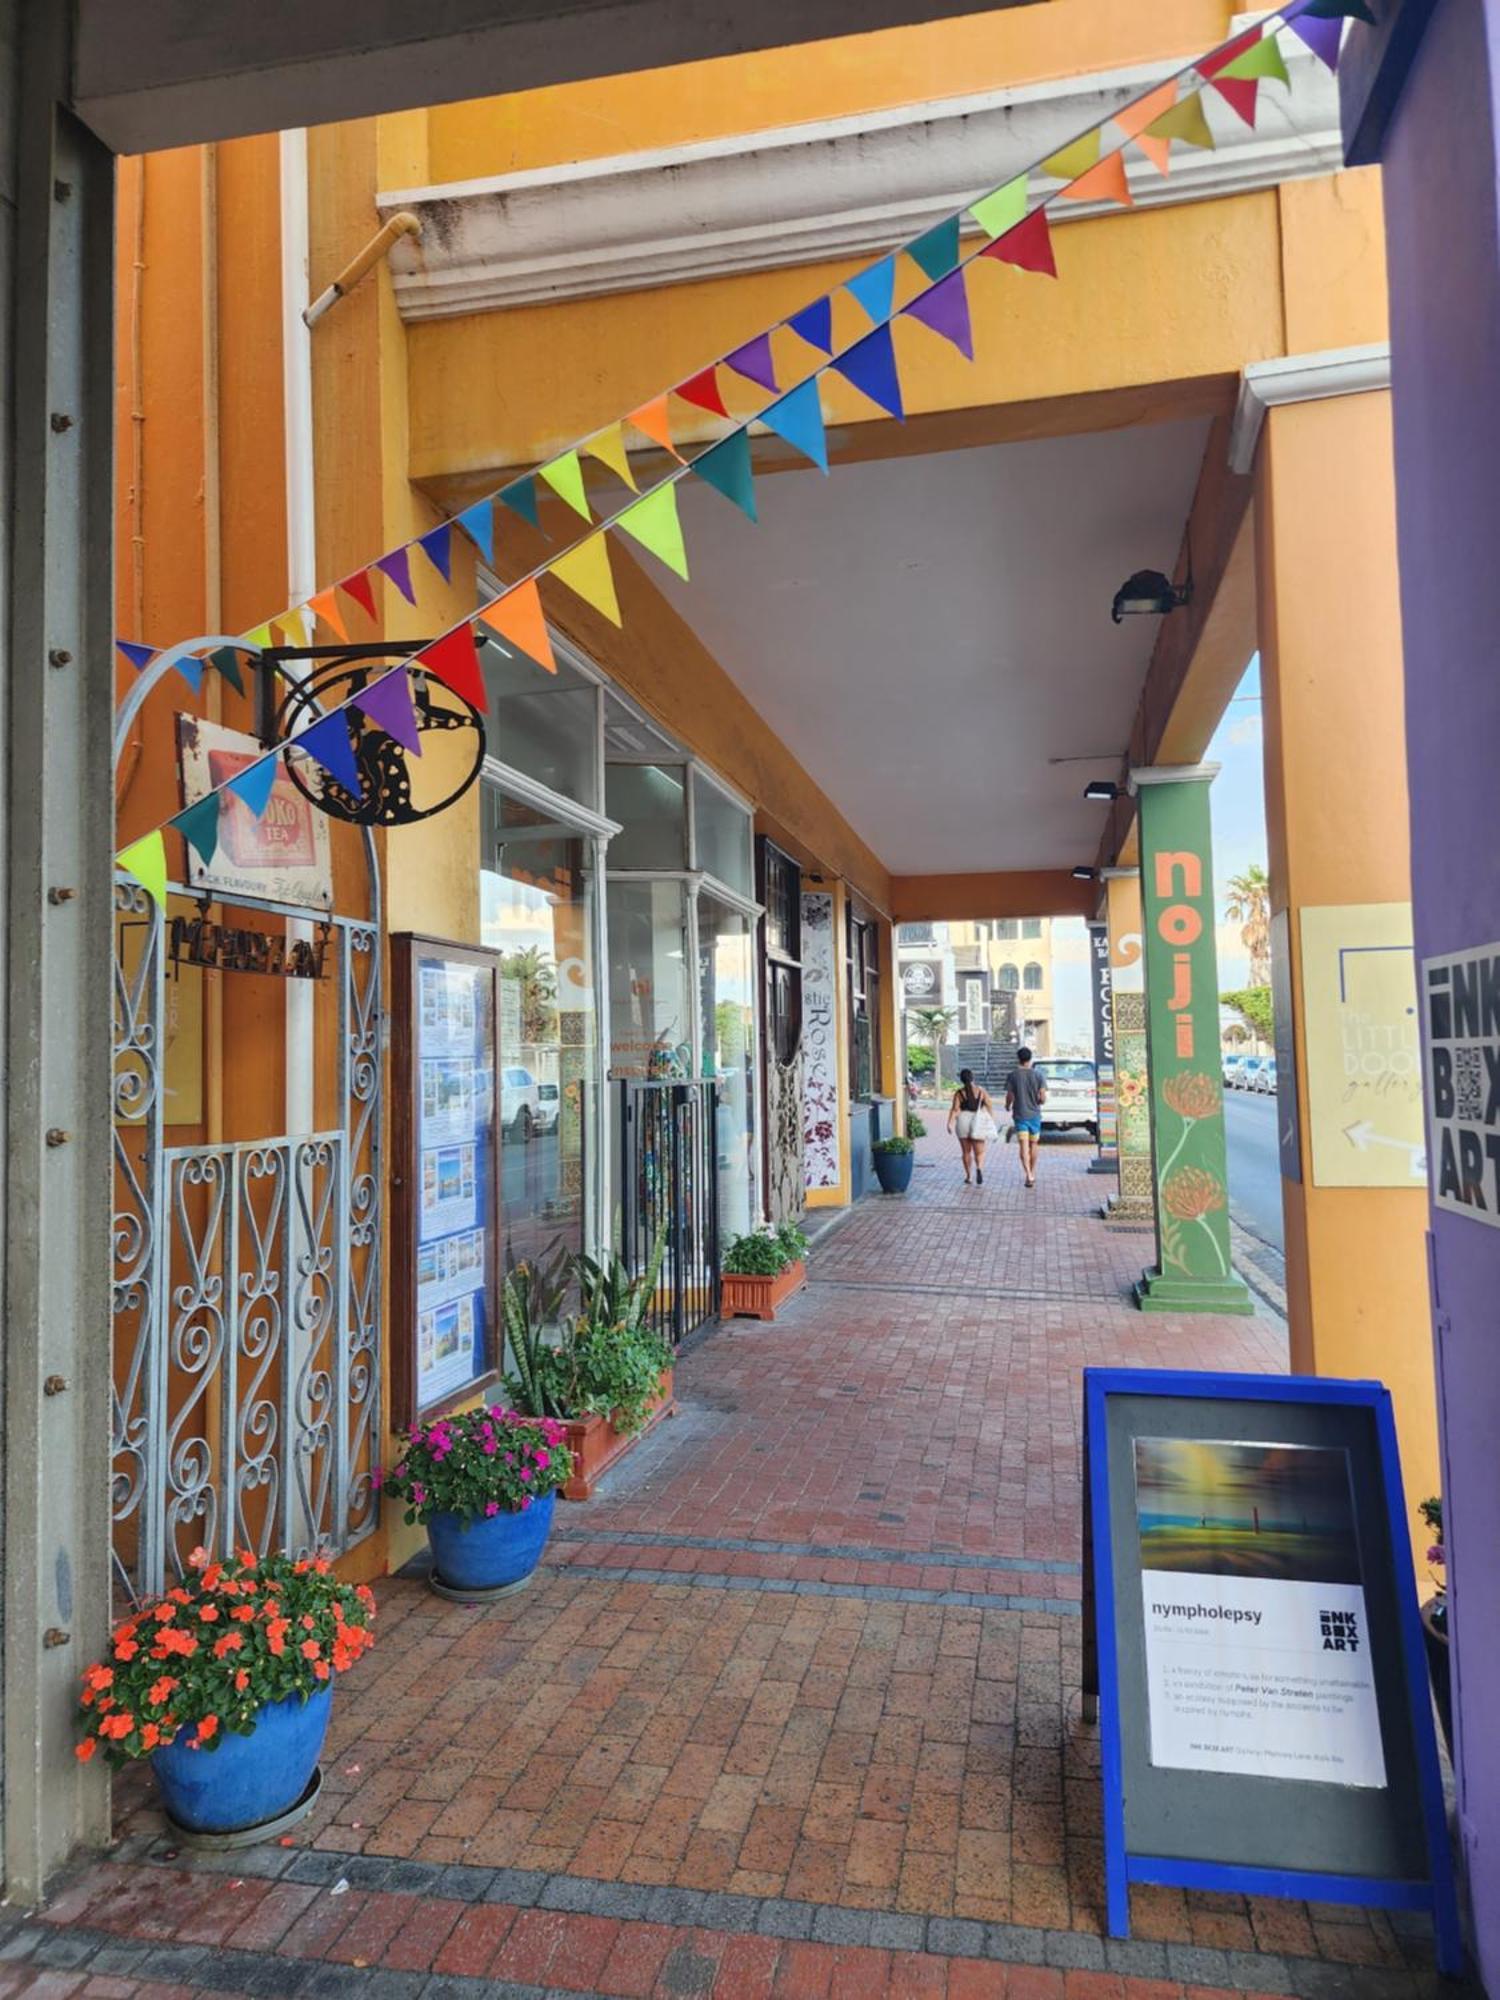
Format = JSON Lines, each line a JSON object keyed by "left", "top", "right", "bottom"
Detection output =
{"left": 1049, "top": 654, "right": 1267, "bottom": 1050}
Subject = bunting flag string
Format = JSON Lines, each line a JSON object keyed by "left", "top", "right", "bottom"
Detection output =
{"left": 118, "top": 0, "right": 1369, "bottom": 880}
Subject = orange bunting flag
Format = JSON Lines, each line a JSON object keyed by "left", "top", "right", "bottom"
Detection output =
{"left": 627, "top": 396, "right": 682, "bottom": 460}
{"left": 340, "top": 569, "right": 378, "bottom": 623}
{"left": 549, "top": 533, "right": 622, "bottom": 627}
{"left": 415, "top": 626, "right": 487, "bottom": 712}
{"left": 1112, "top": 79, "right": 1179, "bottom": 175}
{"left": 308, "top": 588, "right": 348, "bottom": 642}
{"left": 478, "top": 578, "right": 556, "bottom": 674}
{"left": 586, "top": 423, "right": 639, "bottom": 492}
{"left": 1058, "top": 148, "right": 1133, "bottom": 208}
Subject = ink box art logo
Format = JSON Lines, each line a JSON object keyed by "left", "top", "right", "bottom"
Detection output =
{"left": 1423, "top": 941, "right": 1500, "bottom": 1227}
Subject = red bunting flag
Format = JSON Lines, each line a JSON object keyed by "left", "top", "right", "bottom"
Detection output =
{"left": 1197, "top": 25, "right": 1262, "bottom": 76}
{"left": 416, "top": 626, "right": 487, "bottom": 711}
{"left": 674, "top": 368, "right": 730, "bottom": 419}
{"left": 1210, "top": 73, "right": 1260, "bottom": 126}
{"left": 340, "top": 569, "right": 378, "bottom": 623}
{"left": 980, "top": 207, "right": 1057, "bottom": 279}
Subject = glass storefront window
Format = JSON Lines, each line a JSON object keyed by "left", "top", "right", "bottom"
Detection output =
{"left": 478, "top": 631, "right": 600, "bottom": 812}
{"left": 479, "top": 786, "right": 598, "bottom": 1271}
{"left": 698, "top": 892, "right": 757, "bottom": 1239}
{"left": 691, "top": 770, "right": 753, "bottom": 897}
{"left": 607, "top": 878, "right": 692, "bottom": 1079}
{"left": 605, "top": 763, "right": 688, "bottom": 870}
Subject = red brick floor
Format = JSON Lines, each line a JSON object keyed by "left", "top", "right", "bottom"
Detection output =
{"left": 18, "top": 1136, "right": 1467, "bottom": 1996}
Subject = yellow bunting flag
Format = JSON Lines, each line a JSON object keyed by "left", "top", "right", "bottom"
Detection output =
{"left": 969, "top": 175, "right": 1028, "bottom": 240}
{"left": 614, "top": 483, "right": 689, "bottom": 581}
{"left": 627, "top": 396, "right": 682, "bottom": 460}
{"left": 116, "top": 830, "right": 168, "bottom": 910}
{"left": 1042, "top": 130, "right": 1101, "bottom": 180}
{"left": 242, "top": 623, "right": 274, "bottom": 652}
{"left": 1112, "top": 80, "right": 1180, "bottom": 175}
{"left": 478, "top": 578, "right": 556, "bottom": 674}
{"left": 308, "top": 587, "right": 348, "bottom": 641}
{"left": 1143, "top": 92, "right": 1217, "bottom": 169}
{"left": 549, "top": 533, "right": 622, "bottom": 627}
{"left": 539, "top": 450, "right": 592, "bottom": 522}
{"left": 1058, "top": 148, "right": 1133, "bottom": 207}
{"left": 585, "top": 423, "right": 639, "bottom": 492}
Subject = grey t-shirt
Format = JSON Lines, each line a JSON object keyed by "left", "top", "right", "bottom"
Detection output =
{"left": 1008, "top": 1066, "right": 1046, "bottom": 1121}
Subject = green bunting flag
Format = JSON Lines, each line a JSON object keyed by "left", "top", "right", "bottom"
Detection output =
{"left": 1220, "top": 33, "right": 1291, "bottom": 82}
{"left": 1145, "top": 94, "right": 1218, "bottom": 151}
{"left": 116, "top": 831, "right": 168, "bottom": 910}
{"left": 614, "top": 483, "right": 690, "bottom": 580}
{"left": 207, "top": 645, "right": 245, "bottom": 696}
{"left": 175, "top": 794, "right": 222, "bottom": 868}
{"left": 969, "top": 176, "right": 1028, "bottom": 240}
{"left": 540, "top": 451, "right": 592, "bottom": 522}
{"left": 908, "top": 216, "right": 960, "bottom": 282}
{"left": 690, "top": 430, "right": 758, "bottom": 521}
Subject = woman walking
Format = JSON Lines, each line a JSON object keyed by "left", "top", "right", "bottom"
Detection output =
{"left": 947, "top": 1067, "right": 998, "bottom": 1185}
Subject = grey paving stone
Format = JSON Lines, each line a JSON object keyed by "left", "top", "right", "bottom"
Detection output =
{"left": 286, "top": 1849, "right": 349, "bottom": 1885}
{"left": 983, "top": 1923, "right": 1047, "bottom": 1964}
{"left": 384, "top": 1859, "right": 445, "bottom": 1895}
{"left": 341, "top": 1855, "right": 395, "bottom": 1892}
{"left": 659, "top": 1941, "right": 719, "bottom": 1996}
{"left": 481, "top": 1867, "right": 547, "bottom": 1907}
{"left": 436, "top": 1864, "right": 490, "bottom": 1903}
{"left": 0, "top": 1925, "right": 44, "bottom": 1961}
{"left": 809, "top": 1905, "right": 872, "bottom": 1946}
{"left": 296, "top": 1962, "right": 375, "bottom": 1998}
{"left": 354, "top": 1974, "right": 430, "bottom": 2000}
{"left": 1166, "top": 1941, "right": 1234, "bottom": 1986}
{"left": 697, "top": 1892, "right": 759, "bottom": 1932}
{"left": 538, "top": 1874, "right": 600, "bottom": 1913}
{"left": 137, "top": 1943, "right": 212, "bottom": 1983}
{"left": 578, "top": 1881, "right": 651, "bottom": 1920}
{"left": 1104, "top": 1937, "right": 1169, "bottom": 1977}
{"left": 756, "top": 1898, "right": 814, "bottom": 1940}
{"left": 1284, "top": 1962, "right": 1371, "bottom": 2000}
{"left": 31, "top": 1928, "right": 99, "bottom": 1968}
{"left": 644, "top": 1886, "right": 708, "bottom": 1925}
{"left": 926, "top": 1917, "right": 986, "bottom": 1958}
{"left": 1042, "top": 1928, "right": 1106, "bottom": 1970}
{"left": 1227, "top": 1947, "right": 1295, "bottom": 1991}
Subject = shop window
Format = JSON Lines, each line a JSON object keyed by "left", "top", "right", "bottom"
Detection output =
{"left": 699, "top": 892, "right": 758, "bottom": 1239}
{"left": 605, "top": 762, "right": 688, "bottom": 870}
{"left": 478, "top": 630, "right": 599, "bottom": 811}
{"left": 691, "top": 769, "right": 753, "bottom": 897}
{"left": 759, "top": 842, "right": 803, "bottom": 1070}
{"left": 1023, "top": 961, "right": 1044, "bottom": 990}
{"left": 606, "top": 878, "right": 691, "bottom": 1078}
{"left": 847, "top": 911, "right": 883, "bottom": 1099}
{"left": 996, "top": 919, "right": 1019, "bottom": 940}
{"left": 998, "top": 964, "right": 1020, "bottom": 992}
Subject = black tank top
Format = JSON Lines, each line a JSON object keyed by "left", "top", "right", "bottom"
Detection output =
{"left": 958, "top": 1083, "right": 981, "bottom": 1111}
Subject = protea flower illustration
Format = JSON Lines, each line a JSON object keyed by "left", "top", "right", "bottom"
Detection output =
{"left": 1162, "top": 1166, "right": 1228, "bottom": 1274}
{"left": 1159, "top": 1068, "right": 1220, "bottom": 1180}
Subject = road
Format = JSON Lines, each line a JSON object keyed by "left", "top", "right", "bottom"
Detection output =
{"left": 1223, "top": 1085, "right": 1284, "bottom": 1252}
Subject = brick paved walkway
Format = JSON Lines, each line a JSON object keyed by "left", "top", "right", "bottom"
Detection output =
{"left": 16, "top": 1135, "right": 1471, "bottom": 1997}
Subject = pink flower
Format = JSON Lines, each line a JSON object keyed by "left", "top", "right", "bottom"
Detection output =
{"left": 1428, "top": 1544, "right": 1445, "bottom": 1566}
{"left": 370, "top": 1467, "right": 384, "bottom": 1490}
{"left": 534, "top": 1449, "right": 551, "bottom": 1470}
{"left": 521, "top": 1495, "right": 532, "bottom": 1510}
{"left": 411, "top": 1483, "right": 427, "bottom": 1505}
{"left": 485, "top": 1502, "right": 500, "bottom": 1518}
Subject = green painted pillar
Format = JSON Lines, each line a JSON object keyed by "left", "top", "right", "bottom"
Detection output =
{"left": 1133, "top": 765, "right": 1252, "bottom": 1314}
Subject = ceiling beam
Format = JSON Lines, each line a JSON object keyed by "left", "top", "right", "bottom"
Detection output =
{"left": 891, "top": 872, "right": 1097, "bottom": 924}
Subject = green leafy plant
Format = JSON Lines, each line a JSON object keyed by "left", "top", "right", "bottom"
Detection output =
{"left": 379, "top": 1405, "right": 573, "bottom": 1525}
{"left": 1221, "top": 987, "right": 1272, "bottom": 1044}
{"left": 872, "top": 1134, "right": 915, "bottom": 1156}
{"left": 504, "top": 1232, "right": 672, "bottom": 1436}
{"left": 907, "top": 1045, "right": 935, "bottom": 1077}
{"left": 774, "top": 1219, "right": 808, "bottom": 1265}
{"left": 500, "top": 1240, "right": 573, "bottom": 1421}
{"left": 723, "top": 1228, "right": 792, "bottom": 1276}
{"left": 75, "top": 1548, "right": 376, "bottom": 1767}
{"left": 907, "top": 1111, "right": 927, "bottom": 1138}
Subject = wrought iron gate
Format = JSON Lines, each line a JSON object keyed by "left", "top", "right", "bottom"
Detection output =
{"left": 616, "top": 1079, "right": 720, "bottom": 1342}
{"left": 111, "top": 878, "right": 382, "bottom": 1601}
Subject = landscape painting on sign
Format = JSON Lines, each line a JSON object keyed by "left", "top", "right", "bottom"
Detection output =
{"left": 1134, "top": 1438, "right": 1363, "bottom": 1586}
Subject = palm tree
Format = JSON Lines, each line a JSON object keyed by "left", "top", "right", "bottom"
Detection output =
{"left": 909, "top": 1006, "right": 957, "bottom": 1083}
{"left": 1224, "top": 864, "right": 1271, "bottom": 988}
{"left": 501, "top": 945, "right": 559, "bottom": 1044}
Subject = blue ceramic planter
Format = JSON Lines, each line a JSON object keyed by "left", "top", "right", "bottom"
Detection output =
{"left": 151, "top": 1685, "right": 331, "bottom": 1834}
{"left": 872, "top": 1148, "right": 914, "bottom": 1193}
{"left": 427, "top": 1490, "right": 556, "bottom": 1592}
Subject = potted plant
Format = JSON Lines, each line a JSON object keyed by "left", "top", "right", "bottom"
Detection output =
{"left": 872, "top": 1132, "right": 916, "bottom": 1194}
{"left": 75, "top": 1546, "right": 376, "bottom": 1840}
{"left": 720, "top": 1220, "right": 808, "bottom": 1320}
{"left": 1418, "top": 1495, "right": 1452, "bottom": 1759}
{"left": 380, "top": 1400, "right": 573, "bottom": 1597}
{"left": 504, "top": 1234, "right": 676, "bottom": 1500}
{"left": 907, "top": 1111, "right": 927, "bottom": 1139}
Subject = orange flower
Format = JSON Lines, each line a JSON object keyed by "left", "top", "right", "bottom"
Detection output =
{"left": 300, "top": 1638, "right": 322, "bottom": 1661}
{"left": 355, "top": 1585, "right": 376, "bottom": 1612}
{"left": 84, "top": 1664, "right": 114, "bottom": 1693}
{"left": 234, "top": 1669, "right": 250, "bottom": 1692}
{"left": 1163, "top": 1166, "right": 1226, "bottom": 1221}
{"left": 141, "top": 1723, "right": 161, "bottom": 1751}
{"left": 312, "top": 1660, "right": 331, "bottom": 1681}
{"left": 195, "top": 1715, "right": 219, "bottom": 1744}
{"left": 1163, "top": 1071, "right": 1219, "bottom": 1121}
{"left": 198, "top": 1604, "right": 220, "bottom": 1624}
{"left": 265, "top": 1618, "right": 289, "bottom": 1657}
{"left": 212, "top": 1631, "right": 244, "bottom": 1659}
{"left": 152, "top": 1603, "right": 176, "bottom": 1623}
{"left": 75, "top": 1739, "right": 96, "bottom": 1762}
{"left": 99, "top": 1713, "right": 134, "bottom": 1741}
{"left": 230, "top": 1605, "right": 256, "bottom": 1623}
{"left": 147, "top": 1676, "right": 178, "bottom": 1707}
{"left": 153, "top": 1627, "right": 198, "bottom": 1659}
{"left": 114, "top": 1635, "right": 139, "bottom": 1662}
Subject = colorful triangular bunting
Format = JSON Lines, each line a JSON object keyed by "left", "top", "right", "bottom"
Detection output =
{"left": 758, "top": 379, "right": 828, "bottom": 473}
{"left": 1301, "top": 0, "right": 1373, "bottom": 16}
{"left": 908, "top": 217, "right": 960, "bottom": 282}
{"left": 1286, "top": 12, "right": 1345, "bottom": 67}
{"left": 295, "top": 712, "right": 362, "bottom": 796}
{"left": 627, "top": 397, "right": 682, "bottom": 460}
{"left": 1144, "top": 91, "right": 1217, "bottom": 163}
{"left": 980, "top": 207, "right": 1057, "bottom": 279}
{"left": 418, "top": 524, "right": 455, "bottom": 583}
{"left": 1042, "top": 130, "right": 1101, "bottom": 180}
{"left": 1197, "top": 25, "right": 1262, "bottom": 77}
{"left": 1221, "top": 33, "right": 1290, "bottom": 83}
{"left": 1059, "top": 149, "right": 1133, "bottom": 207}
{"left": 499, "top": 476, "right": 542, "bottom": 530}
{"left": 309, "top": 587, "right": 348, "bottom": 642}
{"left": 116, "top": 831, "right": 168, "bottom": 910}
{"left": 539, "top": 452, "right": 591, "bottom": 522}
{"left": 242, "top": 623, "right": 274, "bottom": 653}
{"left": 175, "top": 794, "right": 221, "bottom": 869}
{"left": 207, "top": 645, "right": 245, "bottom": 697}
{"left": 227, "top": 755, "right": 279, "bottom": 821}
{"left": 830, "top": 323, "right": 905, "bottom": 422}
{"left": 788, "top": 297, "right": 833, "bottom": 354}
{"left": 690, "top": 430, "right": 758, "bottom": 521}
{"left": 846, "top": 256, "right": 896, "bottom": 328}
{"left": 970, "top": 176, "right": 1028, "bottom": 241}
{"left": 376, "top": 547, "right": 417, "bottom": 605}
{"left": 1112, "top": 80, "right": 1178, "bottom": 175}
{"left": 417, "top": 626, "right": 487, "bottom": 711}
{"left": 1210, "top": 73, "right": 1261, "bottom": 127}
{"left": 724, "top": 333, "right": 779, "bottom": 393}
{"left": 116, "top": 639, "right": 155, "bottom": 674}
{"left": 615, "top": 483, "right": 690, "bottom": 581}
{"left": 478, "top": 578, "right": 557, "bottom": 674}
{"left": 585, "top": 424, "right": 639, "bottom": 492}
{"left": 457, "top": 500, "right": 496, "bottom": 564}
{"left": 902, "top": 268, "right": 974, "bottom": 362}
{"left": 354, "top": 668, "right": 423, "bottom": 752}
{"left": 341, "top": 570, "right": 378, "bottom": 623}
{"left": 550, "top": 534, "right": 622, "bottom": 627}
{"left": 675, "top": 368, "right": 730, "bottom": 419}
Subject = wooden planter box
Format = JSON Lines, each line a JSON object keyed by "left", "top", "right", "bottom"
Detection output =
{"left": 560, "top": 1371, "right": 674, "bottom": 1501}
{"left": 719, "top": 1258, "right": 807, "bottom": 1322}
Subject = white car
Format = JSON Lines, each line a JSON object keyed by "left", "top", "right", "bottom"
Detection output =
{"left": 533, "top": 1080, "right": 560, "bottom": 1134}
{"left": 1222, "top": 1052, "right": 1248, "bottom": 1087}
{"left": 501, "top": 1065, "right": 540, "bottom": 1139}
{"left": 1032, "top": 1059, "right": 1099, "bottom": 1139}
{"left": 1254, "top": 1057, "right": 1279, "bottom": 1095}
{"left": 1237, "top": 1057, "right": 1264, "bottom": 1091}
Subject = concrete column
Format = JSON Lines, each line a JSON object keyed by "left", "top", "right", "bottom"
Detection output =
{"left": 1132, "top": 768, "right": 1251, "bottom": 1314}
{"left": 1102, "top": 869, "right": 1153, "bottom": 1224}
{"left": 1253, "top": 390, "right": 1437, "bottom": 1531}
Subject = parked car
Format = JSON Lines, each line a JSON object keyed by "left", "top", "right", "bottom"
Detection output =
{"left": 1237, "top": 1056, "right": 1264, "bottom": 1091}
{"left": 1254, "top": 1057, "right": 1279, "bottom": 1095}
{"left": 501, "top": 1065, "right": 540, "bottom": 1139}
{"left": 1222, "top": 1052, "right": 1248, "bottom": 1087}
{"left": 1032, "top": 1059, "right": 1099, "bottom": 1139}
{"left": 534, "top": 1080, "right": 560, "bottom": 1134}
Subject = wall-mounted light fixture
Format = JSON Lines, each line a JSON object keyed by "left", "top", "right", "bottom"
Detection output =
{"left": 1083, "top": 781, "right": 1120, "bottom": 803}
{"left": 1110, "top": 561, "right": 1192, "bottom": 624}
{"left": 1071, "top": 866, "right": 1097, "bottom": 882}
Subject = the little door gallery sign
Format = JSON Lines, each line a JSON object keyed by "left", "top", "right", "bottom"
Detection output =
{"left": 1423, "top": 939, "right": 1500, "bottom": 1225}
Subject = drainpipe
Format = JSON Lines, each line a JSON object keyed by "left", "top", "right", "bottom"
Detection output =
{"left": 280, "top": 128, "right": 317, "bottom": 1140}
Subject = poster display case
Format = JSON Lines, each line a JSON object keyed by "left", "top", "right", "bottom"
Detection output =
{"left": 391, "top": 936, "right": 501, "bottom": 1423}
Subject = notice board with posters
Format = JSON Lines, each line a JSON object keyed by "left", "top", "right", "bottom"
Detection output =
{"left": 1083, "top": 1369, "right": 1459, "bottom": 1969}
{"left": 391, "top": 936, "right": 501, "bottom": 1424}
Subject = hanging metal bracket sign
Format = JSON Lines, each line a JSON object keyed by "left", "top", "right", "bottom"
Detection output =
{"left": 168, "top": 912, "right": 330, "bottom": 980}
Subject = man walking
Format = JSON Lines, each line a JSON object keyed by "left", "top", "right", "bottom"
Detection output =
{"left": 1005, "top": 1047, "right": 1047, "bottom": 1189}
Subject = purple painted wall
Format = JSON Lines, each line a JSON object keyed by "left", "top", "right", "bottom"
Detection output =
{"left": 1382, "top": 1, "right": 1500, "bottom": 1984}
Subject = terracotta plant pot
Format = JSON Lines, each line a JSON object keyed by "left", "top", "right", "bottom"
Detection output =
{"left": 719, "top": 1258, "right": 808, "bottom": 1322}
{"left": 560, "top": 1371, "right": 674, "bottom": 1501}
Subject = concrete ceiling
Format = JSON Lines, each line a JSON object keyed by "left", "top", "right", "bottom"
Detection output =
{"left": 657, "top": 418, "right": 1211, "bottom": 879}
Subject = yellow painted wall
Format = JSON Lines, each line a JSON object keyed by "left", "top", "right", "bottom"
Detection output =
{"left": 1255, "top": 392, "right": 1436, "bottom": 1543}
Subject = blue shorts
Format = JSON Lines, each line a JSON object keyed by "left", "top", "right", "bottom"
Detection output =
{"left": 1014, "top": 1117, "right": 1042, "bottom": 1135}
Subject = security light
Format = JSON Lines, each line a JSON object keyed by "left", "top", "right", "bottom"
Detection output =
{"left": 1071, "top": 866, "right": 1097, "bottom": 881}
{"left": 1083, "top": 781, "right": 1120, "bottom": 802}
{"left": 1110, "top": 568, "right": 1192, "bottom": 623}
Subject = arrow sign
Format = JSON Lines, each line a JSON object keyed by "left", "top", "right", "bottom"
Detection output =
{"left": 1343, "top": 1120, "right": 1426, "bottom": 1177}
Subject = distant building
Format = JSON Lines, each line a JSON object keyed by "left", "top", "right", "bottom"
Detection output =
{"left": 945, "top": 918, "right": 1056, "bottom": 1057}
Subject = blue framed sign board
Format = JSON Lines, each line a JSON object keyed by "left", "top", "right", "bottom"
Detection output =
{"left": 1083, "top": 1368, "right": 1461, "bottom": 1974}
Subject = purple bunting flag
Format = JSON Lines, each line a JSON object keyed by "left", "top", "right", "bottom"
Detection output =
{"left": 725, "top": 333, "right": 779, "bottom": 393}
{"left": 376, "top": 547, "right": 417, "bottom": 605}
{"left": 902, "top": 269, "right": 974, "bottom": 362}
{"left": 354, "top": 668, "right": 423, "bottom": 755}
{"left": 1286, "top": 12, "right": 1345, "bottom": 66}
